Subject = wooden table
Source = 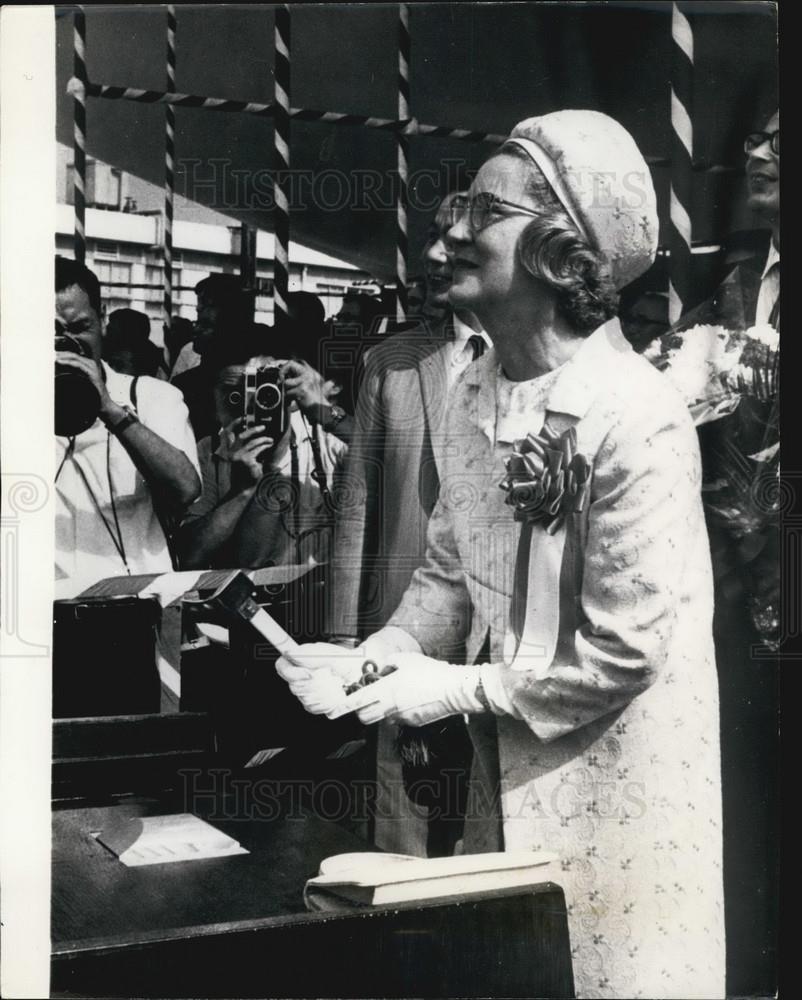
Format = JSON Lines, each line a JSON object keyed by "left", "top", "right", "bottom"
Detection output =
{"left": 52, "top": 791, "right": 575, "bottom": 998}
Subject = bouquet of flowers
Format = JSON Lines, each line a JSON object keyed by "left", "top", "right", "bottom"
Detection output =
{"left": 643, "top": 323, "right": 778, "bottom": 427}
{"left": 645, "top": 322, "right": 780, "bottom": 649}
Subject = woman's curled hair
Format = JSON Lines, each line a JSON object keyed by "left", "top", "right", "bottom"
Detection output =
{"left": 518, "top": 214, "right": 619, "bottom": 334}
{"left": 502, "top": 145, "right": 619, "bottom": 334}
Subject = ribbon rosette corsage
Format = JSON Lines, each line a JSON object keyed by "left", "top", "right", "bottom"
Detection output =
{"left": 499, "top": 425, "right": 591, "bottom": 534}
{"left": 499, "top": 423, "right": 592, "bottom": 675}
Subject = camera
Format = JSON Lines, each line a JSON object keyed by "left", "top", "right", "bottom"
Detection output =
{"left": 55, "top": 328, "right": 102, "bottom": 436}
{"left": 244, "top": 364, "right": 286, "bottom": 441}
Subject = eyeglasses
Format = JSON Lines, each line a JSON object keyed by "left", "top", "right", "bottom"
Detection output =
{"left": 744, "top": 130, "right": 779, "bottom": 155}
{"left": 449, "top": 192, "right": 542, "bottom": 234}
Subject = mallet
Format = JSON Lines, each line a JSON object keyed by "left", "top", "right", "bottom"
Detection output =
{"left": 183, "top": 570, "right": 304, "bottom": 665}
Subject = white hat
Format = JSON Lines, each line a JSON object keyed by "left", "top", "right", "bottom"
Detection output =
{"left": 506, "top": 110, "right": 659, "bottom": 289}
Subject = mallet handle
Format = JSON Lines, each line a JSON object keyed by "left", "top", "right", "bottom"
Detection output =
{"left": 249, "top": 606, "right": 304, "bottom": 664}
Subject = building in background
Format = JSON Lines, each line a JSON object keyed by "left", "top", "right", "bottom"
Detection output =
{"left": 57, "top": 144, "right": 378, "bottom": 343}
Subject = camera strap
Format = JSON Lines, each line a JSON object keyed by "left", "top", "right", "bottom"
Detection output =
{"left": 56, "top": 436, "right": 77, "bottom": 482}
{"left": 56, "top": 423, "right": 131, "bottom": 573}
{"left": 65, "top": 432, "right": 131, "bottom": 575}
{"left": 282, "top": 417, "right": 335, "bottom": 564}
{"left": 304, "top": 416, "right": 335, "bottom": 515}
{"left": 289, "top": 428, "right": 302, "bottom": 562}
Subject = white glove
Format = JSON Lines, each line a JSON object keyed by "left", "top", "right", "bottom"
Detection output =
{"left": 340, "top": 652, "right": 487, "bottom": 726}
{"left": 275, "top": 641, "right": 366, "bottom": 686}
{"left": 283, "top": 668, "right": 352, "bottom": 718}
{"left": 275, "top": 640, "right": 405, "bottom": 719}
{"left": 359, "top": 626, "right": 422, "bottom": 661}
{"left": 275, "top": 632, "right": 416, "bottom": 687}
{"left": 274, "top": 641, "right": 362, "bottom": 719}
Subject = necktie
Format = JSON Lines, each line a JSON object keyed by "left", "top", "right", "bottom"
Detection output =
{"left": 467, "top": 334, "right": 486, "bottom": 360}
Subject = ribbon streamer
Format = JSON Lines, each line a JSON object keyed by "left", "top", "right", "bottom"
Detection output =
{"left": 504, "top": 522, "right": 566, "bottom": 676}
{"left": 499, "top": 423, "right": 591, "bottom": 673}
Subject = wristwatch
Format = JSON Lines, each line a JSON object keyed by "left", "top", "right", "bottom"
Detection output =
{"left": 109, "top": 405, "right": 139, "bottom": 435}
{"left": 324, "top": 403, "right": 347, "bottom": 431}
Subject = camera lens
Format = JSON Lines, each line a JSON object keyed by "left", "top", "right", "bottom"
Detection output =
{"left": 55, "top": 330, "right": 99, "bottom": 435}
{"left": 55, "top": 331, "right": 89, "bottom": 358}
{"left": 254, "top": 382, "right": 282, "bottom": 411}
{"left": 55, "top": 365, "right": 101, "bottom": 436}
{"left": 226, "top": 389, "right": 243, "bottom": 407}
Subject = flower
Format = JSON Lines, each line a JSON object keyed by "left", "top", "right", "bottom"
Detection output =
{"left": 647, "top": 322, "right": 778, "bottom": 422}
{"left": 648, "top": 320, "right": 780, "bottom": 649}
{"left": 645, "top": 324, "right": 743, "bottom": 419}
{"left": 499, "top": 423, "right": 591, "bottom": 533}
{"left": 745, "top": 323, "right": 780, "bottom": 351}
{"left": 722, "top": 326, "right": 778, "bottom": 402}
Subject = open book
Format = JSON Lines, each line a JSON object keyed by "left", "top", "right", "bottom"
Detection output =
{"left": 304, "top": 850, "right": 558, "bottom": 909}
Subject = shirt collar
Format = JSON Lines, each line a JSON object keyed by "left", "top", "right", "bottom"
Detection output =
{"left": 762, "top": 241, "right": 780, "bottom": 281}
{"left": 451, "top": 316, "right": 492, "bottom": 364}
{"left": 100, "top": 360, "right": 135, "bottom": 409}
{"left": 463, "top": 317, "right": 632, "bottom": 441}
{"left": 452, "top": 314, "right": 488, "bottom": 344}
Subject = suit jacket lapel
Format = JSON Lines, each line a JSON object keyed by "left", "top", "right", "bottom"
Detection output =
{"left": 417, "top": 342, "right": 450, "bottom": 475}
{"left": 462, "top": 350, "right": 499, "bottom": 445}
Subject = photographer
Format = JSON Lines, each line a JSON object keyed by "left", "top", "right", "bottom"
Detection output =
{"left": 172, "top": 274, "right": 257, "bottom": 440}
{"left": 55, "top": 257, "right": 201, "bottom": 597}
{"left": 177, "top": 339, "right": 347, "bottom": 571}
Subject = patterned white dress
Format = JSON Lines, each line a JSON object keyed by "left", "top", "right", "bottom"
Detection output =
{"left": 386, "top": 320, "right": 726, "bottom": 998}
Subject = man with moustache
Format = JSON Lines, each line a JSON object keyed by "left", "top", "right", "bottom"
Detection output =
{"left": 328, "top": 193, "right": 490, "bottom": 857}
{"left": 54, "top": 257, "right": 201, "bottom": 718}
{"left": 55, "top": 257, "right": 201, "bottom": 596}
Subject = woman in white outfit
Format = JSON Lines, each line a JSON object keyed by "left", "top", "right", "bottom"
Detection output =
{"left": 278, "top": 110, "right": 724, "bottom": 999}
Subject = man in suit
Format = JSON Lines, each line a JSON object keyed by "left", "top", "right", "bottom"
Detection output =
{"left": 670, "top": 109, "right": 779, "bottom": 997}
{"left": 746, "top": 109, "right": 779, "bottom": 326}
{"left": 723, "top": 109, "right": 779, "bottom": 998}
{"left": 671, "top": 109, "right": 778, "bottom": 333}
{"left": 328, "top": 194, "right": 490, "bottom": 856}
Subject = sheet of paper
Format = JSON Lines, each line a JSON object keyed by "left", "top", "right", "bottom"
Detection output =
{"left": 95, "top": 813, "right": 249, "bottom": 867}
{"left": 140, "top": 571, "right": 207, "bottom": 608}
